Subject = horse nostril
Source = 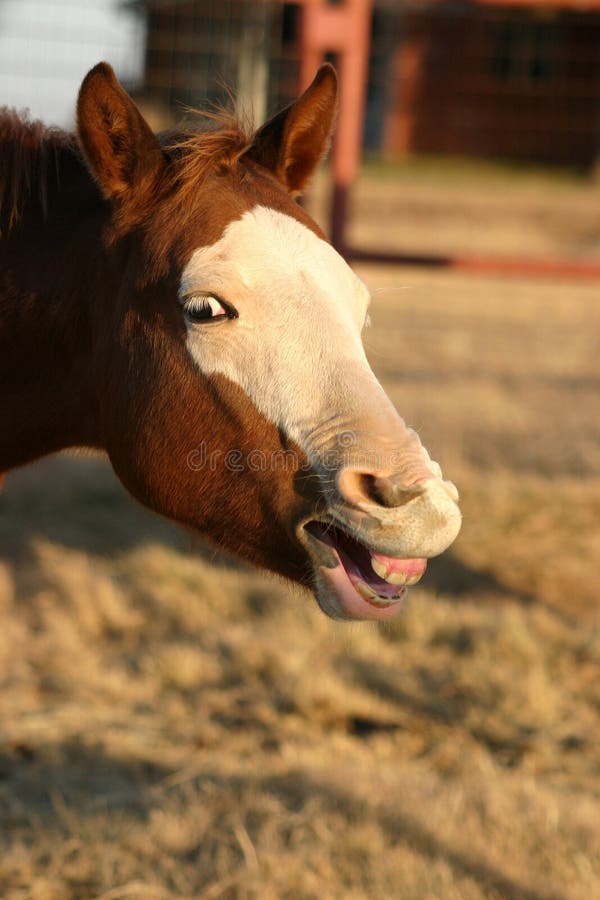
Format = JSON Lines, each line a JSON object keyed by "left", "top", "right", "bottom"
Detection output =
{"left": 338, "top": 469, "right": 426, "bottom": 510}
{"left": 366, "top": 474, "right": 426, "bottom": 509}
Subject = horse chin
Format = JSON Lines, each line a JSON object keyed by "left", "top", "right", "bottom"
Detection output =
{"left": 299, "top": 520, "right": 427, "bottom": 622}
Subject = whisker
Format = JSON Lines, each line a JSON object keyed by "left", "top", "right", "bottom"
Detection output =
{"left": 369, "top": 285, "right": 411, "bottom": 296}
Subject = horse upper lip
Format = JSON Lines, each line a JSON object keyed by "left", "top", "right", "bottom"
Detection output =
{"left": 298, "top": 515, "right": 379, "bottom": 553}
{"left": 299, "top": 515, "right": 386, "bottom": 565}
{"left": 298, "top": 517, "right": 340, "bottom": 565}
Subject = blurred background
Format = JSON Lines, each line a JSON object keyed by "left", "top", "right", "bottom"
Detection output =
{"left": 1, "top": 2, "right": 599, "bottom": 898}
{"left": 2, "top": 0, "right": 600, "bottom": 266}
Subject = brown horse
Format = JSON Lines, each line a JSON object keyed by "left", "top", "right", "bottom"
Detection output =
{"left": 0, "top": 63, "right": 460, "bottom": 620}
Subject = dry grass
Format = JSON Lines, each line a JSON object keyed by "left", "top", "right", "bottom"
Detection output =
{"left": 1, "top": 165, "right": 600, "bottom": 899}
{"left": 313, "top": 157, "right": 600, "bottom": 261}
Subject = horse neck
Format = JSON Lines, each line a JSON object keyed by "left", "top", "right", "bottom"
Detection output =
{"left": 0, "top": 139, "right": 107, "bottom": 471}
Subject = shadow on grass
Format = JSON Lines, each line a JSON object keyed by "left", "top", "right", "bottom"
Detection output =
{"left": 426, "top": 552, "right": 536, "bottom": 605}
{"left": 0, "top": 740, "right": 171, "bottom": 825}
{"left": 0, "top": 740, "right": 564, "bottom": 900}
{"left": 1, "top": 454, "right": 538, "bottom": 609}
{"left": 257, "top": 770, "right": 564, "bottom": 900}
{"left": 0, "top": 454, "right": 242, "bottom": 572}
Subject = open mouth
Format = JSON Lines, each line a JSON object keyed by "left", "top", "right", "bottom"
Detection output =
{"left": 303, "top": 521, "right": 427, "bottom": 621}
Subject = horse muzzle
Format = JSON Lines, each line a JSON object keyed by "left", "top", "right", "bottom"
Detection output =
{"left": 297, "top": 473, "right": 461, "bottom": 621}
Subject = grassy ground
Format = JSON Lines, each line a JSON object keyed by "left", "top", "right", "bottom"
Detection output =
{"left": 1, "top": 170, "right": 600, "bottom": 899}
{"left": 312, "top": 156, "right": 600, "bottom": 262}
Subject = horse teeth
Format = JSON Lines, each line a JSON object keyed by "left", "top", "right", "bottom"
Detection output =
{"left": 355, "top": 581, "right": 377, "bottom": 600}
{"left": 369, "top": 588, "right": 406, "bottom": 607}
{"left": 371, "top": 558, "right": 421, "bottom": 587}
{"left": 371, "top": 558, "right": 389, "bottom": 579}
{"left": 355, "top": 580, "right": 405, "bottom": 607}
{"left": 386, "top": 571, "right": 408, "bottom": 586}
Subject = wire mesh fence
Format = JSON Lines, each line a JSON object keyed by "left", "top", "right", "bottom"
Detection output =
{"left": 0, "top": 0, "right": 301, "bottom": 130}
{"left": 355, "top": 0, "right": 600, "bottom": 272}
{"left": 372, "top": 0, "right": 600, "bottom": 170}
{"left": 138, "top": 0, "right": 300, "bottom": 127}
{"left": 0, "top": 0, "right": 145, "bottom": 126}
{"left": 1, "top": 0, "right": 599, "bottom": 269}
{"left": 2, "top": 1, "right": 599, "bottom": 164}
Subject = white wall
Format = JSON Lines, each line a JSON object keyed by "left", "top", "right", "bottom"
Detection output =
{"left": 0, "top": 0, "right": 145, "bottom": 127}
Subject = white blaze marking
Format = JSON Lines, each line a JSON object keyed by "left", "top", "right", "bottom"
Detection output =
{"left": 180, "top": 205, "right": 375, "bottom": 456}
{"left": 180, "top": 205, "right": 460, "bottom": 564}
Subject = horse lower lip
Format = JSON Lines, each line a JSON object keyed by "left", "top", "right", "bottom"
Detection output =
{"left": 316, "top": 557, "right": 407, "bottom": 621}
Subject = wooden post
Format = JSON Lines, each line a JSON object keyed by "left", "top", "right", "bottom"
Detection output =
{"left": 237, "top": 0, "right": 272, "bottom": 127}
{"left": 298, "top": 0, "right": 373, "bottom": 254}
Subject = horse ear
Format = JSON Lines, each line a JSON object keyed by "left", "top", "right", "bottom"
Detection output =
{"left": 77, "top": 62, "right": 166, "bottom": 201}
{"left": 245, "top": 64, "right": 338, "bottom": 196}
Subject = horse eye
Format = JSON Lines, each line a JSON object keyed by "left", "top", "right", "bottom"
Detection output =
{"left": 183, "top": 294, "right": 235, "bottom": 324}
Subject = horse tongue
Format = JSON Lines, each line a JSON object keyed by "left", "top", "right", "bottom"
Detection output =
{"left": 370, "top": 553, "right": 427, "bottom": 584}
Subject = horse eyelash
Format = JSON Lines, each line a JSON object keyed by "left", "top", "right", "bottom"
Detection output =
{"left": 183, "top": 293, "right": 238, "bottom": 319}
{"left": 185, "top": 294, "right": 212, "bottom": 312}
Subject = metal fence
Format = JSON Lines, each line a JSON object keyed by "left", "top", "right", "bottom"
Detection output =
{"left": 0, "top": 0, "right": 301, "bottom": 129}
{"left": 0, "top": 0, "right": 145, "bottom": 126}
{"left": 1, "top": 0, "right": 599, "bottom": 275}
{"left": 374, "top": 1, "right": 600, "bottom": 170}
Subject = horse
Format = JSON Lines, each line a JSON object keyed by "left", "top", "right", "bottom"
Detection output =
{"left": 0, "top": 62, "right": 461, "bottom": 621}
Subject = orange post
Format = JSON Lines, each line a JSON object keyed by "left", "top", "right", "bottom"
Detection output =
{"left": 298, "top": 0, "right": 373, "bottom": 252}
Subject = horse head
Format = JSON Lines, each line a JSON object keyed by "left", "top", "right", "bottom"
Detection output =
{"left": 76, "top": 62, "right": 461, "bottom": 620}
